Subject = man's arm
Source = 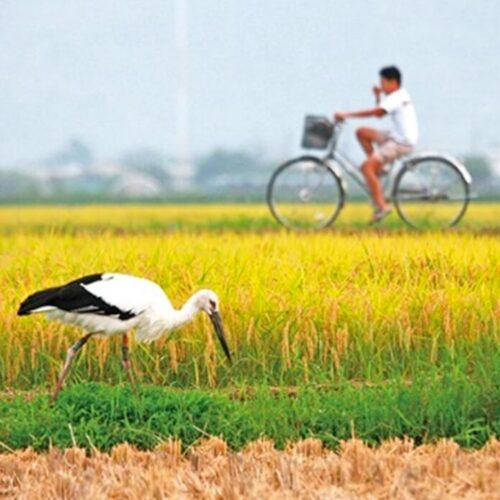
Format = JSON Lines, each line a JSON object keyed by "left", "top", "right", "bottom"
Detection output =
{"left": 334, "top": 85, "right": 387, "bottom": 121}
{"left": 334, "top": 107, "right": 386, "bottom": 121}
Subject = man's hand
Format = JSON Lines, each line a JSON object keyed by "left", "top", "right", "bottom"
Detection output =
{"left": 334, "top": 111, "right": 347, "bottom": 121}
{"left": 372, "top": 85, "right": 382, "bottom": 103}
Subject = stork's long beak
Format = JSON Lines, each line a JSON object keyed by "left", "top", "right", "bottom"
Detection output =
{"left": 209, "top": 311, "right": 232, "bottom": 363}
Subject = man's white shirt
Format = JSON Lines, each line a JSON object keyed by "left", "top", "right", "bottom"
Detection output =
{"left": 380, "top": 88, "right": 419, "bottom": 146}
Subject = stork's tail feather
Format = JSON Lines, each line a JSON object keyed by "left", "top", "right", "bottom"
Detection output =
{"left": 17, "top": 286, "right": 61, "bottom": 316}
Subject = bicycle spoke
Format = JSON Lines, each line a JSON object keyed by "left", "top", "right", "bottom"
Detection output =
{"left": 268, "top": 158, "right": 344, "bottom": 229}
{"left": 394, "top": 159, "right": 469, "bottom": 229}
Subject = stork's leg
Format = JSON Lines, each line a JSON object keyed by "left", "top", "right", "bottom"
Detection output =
{"left": 122, "top": 333, "right": 131, "bottom": 372}
{"left": 121, "top": 333, "right": 136, "bottom": 388}
{"left": 51, "top": 332, "right": 94, "bottom": 403}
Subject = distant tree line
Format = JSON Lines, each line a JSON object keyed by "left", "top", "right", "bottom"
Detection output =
{"left": 0, "top": 142, "right": 498, "bottom": 202}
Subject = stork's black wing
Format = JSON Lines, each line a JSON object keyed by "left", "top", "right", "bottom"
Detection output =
{"left": 17, "top": 273, "right": 136, "bottom": 320}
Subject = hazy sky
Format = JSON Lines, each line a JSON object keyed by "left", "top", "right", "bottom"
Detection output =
{"left": 0, "top": 0, "right": 499, "bottom": 166}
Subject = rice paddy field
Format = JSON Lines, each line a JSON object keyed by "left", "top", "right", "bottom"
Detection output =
{"left": 0, "top": 203, "right": 499, "bottom": 497}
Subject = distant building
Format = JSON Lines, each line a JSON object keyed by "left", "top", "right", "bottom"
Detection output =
{"left": 487, "top": 151, "right": 500, "bottom": 176}
{"left": 88, "top": 162, "right": 121, "bottom": 177}
{"left": 37, "top": 161, "right": 85, "bottom": 181}
{"left": 110, "top": 172, "right": 161, "bottom": 197}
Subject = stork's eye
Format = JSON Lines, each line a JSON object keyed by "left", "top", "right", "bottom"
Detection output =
{"left": 209, "top": 299, "right": 216, "bottom": 309}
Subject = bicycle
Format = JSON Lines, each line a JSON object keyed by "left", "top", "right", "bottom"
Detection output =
{"left": 267, "top": 116, "right": 473, "bottom": 230}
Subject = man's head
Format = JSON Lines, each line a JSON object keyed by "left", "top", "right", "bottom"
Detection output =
{"left": 379, "top": 66, "right": 401, "bottom": 94}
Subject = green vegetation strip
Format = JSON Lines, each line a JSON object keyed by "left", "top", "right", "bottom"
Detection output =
{"left": 1, "top": 374, "right": 498, "bottom": 452}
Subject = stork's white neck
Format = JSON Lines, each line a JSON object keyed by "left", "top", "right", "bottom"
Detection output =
{"left": 168, "top": 294, "right": 201, "bottom": 330}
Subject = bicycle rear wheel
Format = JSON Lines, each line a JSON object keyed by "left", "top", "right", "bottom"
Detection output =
{"left": 393, "top": 157, "right": 470, "bottom": 229}
{"left": 267, "top": 156, "right": 344, "bottom": 230}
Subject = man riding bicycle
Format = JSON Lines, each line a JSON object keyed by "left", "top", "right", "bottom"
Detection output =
{"left": 334, "top": 66, "right": 419, "bottom": 223}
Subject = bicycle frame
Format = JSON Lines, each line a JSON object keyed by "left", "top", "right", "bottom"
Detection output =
{"left": 320, "top": 121, "right": 397, "bottom": 198}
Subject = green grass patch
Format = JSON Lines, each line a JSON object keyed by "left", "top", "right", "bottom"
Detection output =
{"left": 1, "top": 372, "right": 498, "bottom": 452}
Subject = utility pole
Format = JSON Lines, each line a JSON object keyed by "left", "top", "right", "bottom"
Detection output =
{"left": 174, "top": 0, "right": 193, "bottom": 190}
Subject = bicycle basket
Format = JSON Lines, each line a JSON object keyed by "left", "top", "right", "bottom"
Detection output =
{"left": 301, "top": 115, "right": 333, "bottom": 149}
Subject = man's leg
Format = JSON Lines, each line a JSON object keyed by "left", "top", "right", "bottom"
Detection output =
{"left": 357, "top": 128, "right": 392, "bottom": 219}
{"left": 361, "top": 155, "right": 387, "bottom": 211}
{"left": 356, "top": 127, "right": 383, "bottom": 156}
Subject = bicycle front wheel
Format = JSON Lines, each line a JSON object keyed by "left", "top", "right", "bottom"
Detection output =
{"left": 393, "top": 157, "right": 470, "bottom": 229}
{"left": 267, "top": 156, "right": 344, "bottom": 230}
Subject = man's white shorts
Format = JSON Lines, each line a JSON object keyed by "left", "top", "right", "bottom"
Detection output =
{"left": 372, "top": 130, "right": 413, "bottom": 165}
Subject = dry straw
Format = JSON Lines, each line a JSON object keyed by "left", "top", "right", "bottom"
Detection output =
{"left": 0, "top": 437, "right": 498, "bottom": 498}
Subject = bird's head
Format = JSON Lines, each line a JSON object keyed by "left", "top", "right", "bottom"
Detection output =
{"left": 192, "top": 289, "right": 232, "bottom": 363}
{"left": 193, "top": 289, "right": 220, "bottom": 315}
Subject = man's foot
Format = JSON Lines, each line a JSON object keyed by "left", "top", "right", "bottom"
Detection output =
{"left": 369, "top": 206, "right": 392, "bottom": 224}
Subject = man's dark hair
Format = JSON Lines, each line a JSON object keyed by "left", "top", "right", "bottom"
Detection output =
{"left": 379, "top": 66, "right": 402, "bottom": 84}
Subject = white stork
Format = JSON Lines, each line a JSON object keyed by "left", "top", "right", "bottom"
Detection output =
{"left": 18, "top": 273, "right": 232, "bottom": 402}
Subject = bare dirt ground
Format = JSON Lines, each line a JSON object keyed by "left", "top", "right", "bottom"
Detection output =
{"left": 0, "top": 437, "right": 499, "bottom": 499}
